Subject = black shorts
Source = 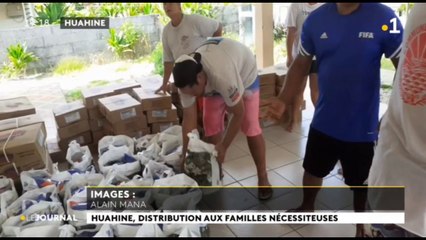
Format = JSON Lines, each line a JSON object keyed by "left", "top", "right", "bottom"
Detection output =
{"left": 303, "top": 127, "right": 374, "bottom": 187}
{"left": 309, "top": 60, "right": 318, "bottom": 74}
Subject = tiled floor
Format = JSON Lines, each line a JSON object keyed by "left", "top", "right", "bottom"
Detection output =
{"left": 208, "top": 103, "right": 362, "bottom": 237}
{"left": 207, "top": 91, "right": 393, "bottom": 237}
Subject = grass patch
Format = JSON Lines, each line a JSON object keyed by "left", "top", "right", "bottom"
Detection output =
{"left": 65, "top": 89, "right": 83, "bottom": 102}
{"left": 88, "top": 80, "right": 109, "bottom": 88}
{"left": 54, "top": 57, "right": 87, "bottom": 75}
{"left": 381, "top": 57, "right": 395, "bottom": 71}
{"left": 115, "top": 66, "right": 129, "bottom": 72}
{"left": 136, "top": 55, "right": 151, "bottom": 64}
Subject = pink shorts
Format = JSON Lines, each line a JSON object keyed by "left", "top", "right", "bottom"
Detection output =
{"left": 203, "top": 90, "right": 262, "bottom": 137}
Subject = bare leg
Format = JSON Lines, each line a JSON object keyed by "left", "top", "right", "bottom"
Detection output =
{"left": 246, "top": 134, "right": 270, "bottom": 186}
{"left": 294, "top": 171, "right": 323, "bottom": 211}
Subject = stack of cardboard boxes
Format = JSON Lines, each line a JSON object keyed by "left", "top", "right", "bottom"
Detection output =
{"left": 53, "top": 101, "right": 92, "bottom": 151}
{"left": 82, "top": 86, "right": 115, "bottom": 146}
{"left": 131, "top": 88, "right": 178, "bottom": 134}
{"left": 0, "top": 97, "right": 52, "bottom": 182}
{"left": 258, "top": 69, "right": 279, "bottom": 128}
{"left": 99, "top": 93, "right": 149, "bottom": 138}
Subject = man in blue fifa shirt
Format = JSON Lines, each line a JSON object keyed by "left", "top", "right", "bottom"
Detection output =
{"left": 266, "top": 3, "right": 403, "bottom": 237}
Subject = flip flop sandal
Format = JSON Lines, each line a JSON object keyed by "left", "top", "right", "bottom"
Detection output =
{"left": 258, "top": 187, "right": 273, "bottom": 200}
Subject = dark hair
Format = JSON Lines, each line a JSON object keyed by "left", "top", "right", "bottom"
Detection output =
{"left": 173, "top": 52, "right": 203, "bottom": 88}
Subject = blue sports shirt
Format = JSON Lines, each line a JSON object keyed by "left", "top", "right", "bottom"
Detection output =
{"left": 300, "top": 3, "right": 403, "bottom": 142}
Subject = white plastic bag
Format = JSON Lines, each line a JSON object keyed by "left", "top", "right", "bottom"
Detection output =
{"left": 2, "top": 201, "right": 64, "bottom": 237}
{"left": 152, "top": 174, "right": 202, "bottom": 211}
{"left": 98, "top": 170, "right": 130, "bottom": 186}
{"left": 135, "top": 134, "right": 159, "bottom": 153}
{"left": 161, "top": 125, "right": 183, "bottom": 141}
{"left": 98, "top": 146, "right": 141, "bottom": 177}
{"left": 158, "top": 133, "right": 180, "bottom": 156}
{"left": 135, "top": 224, "right": 166, "bottom": 237}
{"left": 185, "top": 130, "right": 221, "bottom": 186}
{"left": 6, "top": 185, "right": 59, "bottom": 217}
{"left": 0, "top": 176, "right": 18, "bottom": 232}
{"left": 160, "top": 146, "right": 183, "bottom": 173}
{"left": 74, "top": 224, "right": 102, "bottom": 237}
{"left": 20, "top": 169, "right": 56, "bottom": 193}
{"left": 94, "top": 224, "right": 114, "bottom": 237}
{"left": 59, "top": 224, "right": 77, "bottom": 237}
{"left": 113, "top": 224, "right": 142, "bottom": 237}
{"left": 143, "top": 160, "right": 175, "bottom": 180}
{"left": 138, "top": 142, "right": 162, "bottom": 164}
{"left": 98, "top": 135, "right": 134, "bottom": 156}
{"left": 66, "top": 140, "right": 93, "bottom": 171}
{"left": 63, "top": 173, "right": 103, "bottom": 205}
{"left": 120, "top": 175, "right": 153, "bottom": 187}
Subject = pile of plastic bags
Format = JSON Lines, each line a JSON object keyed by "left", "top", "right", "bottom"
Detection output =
{"left": 0, "top": 125, "right": 211, "bottom": 237}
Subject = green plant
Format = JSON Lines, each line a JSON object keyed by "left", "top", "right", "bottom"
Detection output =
{"left": 1, "top": 43, "right": 38, "bottom": 78}
{"left": 54, "top": 57, "right": 87, "bottom": 75}
{"left": 98, "top": 3, "right": 125, "bottom": 17}
{"left": 108, "top": 22, "right": 143, "bottom": 59}
{"left": 151, "top": 42, "right": 164, "bottom": 76}
{"left": 274, "top": 23, "right": 287, "bottom": 42}
{"left": 182, "top": 3, "right": 218, "bottom": 19}
{"left": 35, "top": 3, "right": 69, "bottom": 25}
{"left": 398, "top": 3, "right": 414, "bottom": 16}
{"left": 89, "top": 80, "right": 109, "bottom": 88}
{"left": 65, "top": 89, "right": 83, "bottom": 102}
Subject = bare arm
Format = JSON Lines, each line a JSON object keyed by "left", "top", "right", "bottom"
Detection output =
{"left": 278, "top": 54, "right": 313, "bottom": 106}
{"left": 216, "top": 99, "right": 245, "bottom": 163}
{"left": 181, "top": 102, "right": 198, "bottom": 165}
{"left": 286, "top": 27, "right": 297, "bottom": 68}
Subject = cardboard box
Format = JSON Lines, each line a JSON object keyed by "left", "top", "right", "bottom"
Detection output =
{"left": 132, "top": 88, "right": 172, "bottom": 111}
{"left": 259, "top": 72, "right": 277, "bottom": 86}
{"left": 91, "top": 130, "right": 105, "bottom": 144}
{"left": 109, "top": 82, "right": 141, "bottom": 95}
{"left": 0, "top": 123, "right": 47, "bottom": 170}
{"left": 112, "top": 128, "right": 151, "bottom": 139}
{"left": 103, "top": 117, "right": 148, "bottom": 134}
{"left": 82, "top": 86, "right": 114, "bottom": 109}
{"left": 0, "top": 162, "right": 20, "bottom": 181}
{"left": 260, "top": 85, "right": 276, "bottom": 97}
{"left": 88, "top": 107, "right": 103, "bottom": 120}
{"left": 276, "top": 71, "right": 287, "bottom": 87}
{"left": 89, "top": 118, "right": 105, "bottom": 131}
{"left": 59, "top": 131, "right": 92, "bottom": 151}
{"left": 259, "top": 105, "right": 279, "bottom": 128}
{"left": 53, "top": 101, "right": 88, "bottom": 128}
{"left": 146, "top": 106, "right": 178, "bottom": 123}
{"left": 98, "top": 94, "right": 143, "bottom": 124}
{"left": 0, "top": 114, "right": 46, "bottom": 136}
{"left": 150, "top": 121, "right": 179, "bottom": 134}
{"left": 0, "top": 97, "right": 35, "bottom": 120}
{"left": 57, "top": 119, "right": 90, "bottom": 140}
{"left": 137, "top": 75, "right": 163, "bottom": 90}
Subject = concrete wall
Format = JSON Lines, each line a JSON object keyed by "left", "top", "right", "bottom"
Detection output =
{"left": 0, "top": 3, "right": 27, "bottom": 30}
{"left": 0, "top": 15, "right": 161, "bottom": 72}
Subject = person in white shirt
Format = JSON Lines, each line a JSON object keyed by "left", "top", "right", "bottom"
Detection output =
{"left": 368, "top": 3, "right": 426, "bottom": 237}
{"left": 155, "top": 3, "right": 222, "bottom": 94}
{"left": 173, "top": 37, "right": 273, "bottom": 200}
{"left": 284, "top": 2, "right": 323, "bottom": 131}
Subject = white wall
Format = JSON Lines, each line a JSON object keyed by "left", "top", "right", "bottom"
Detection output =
{"left": 0, "top": 3, "right": 27, "bottom": 30}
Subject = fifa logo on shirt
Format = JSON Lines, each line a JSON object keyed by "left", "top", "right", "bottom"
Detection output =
{"left": 358, "top": 32, "right": 374, "bottom": 39}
